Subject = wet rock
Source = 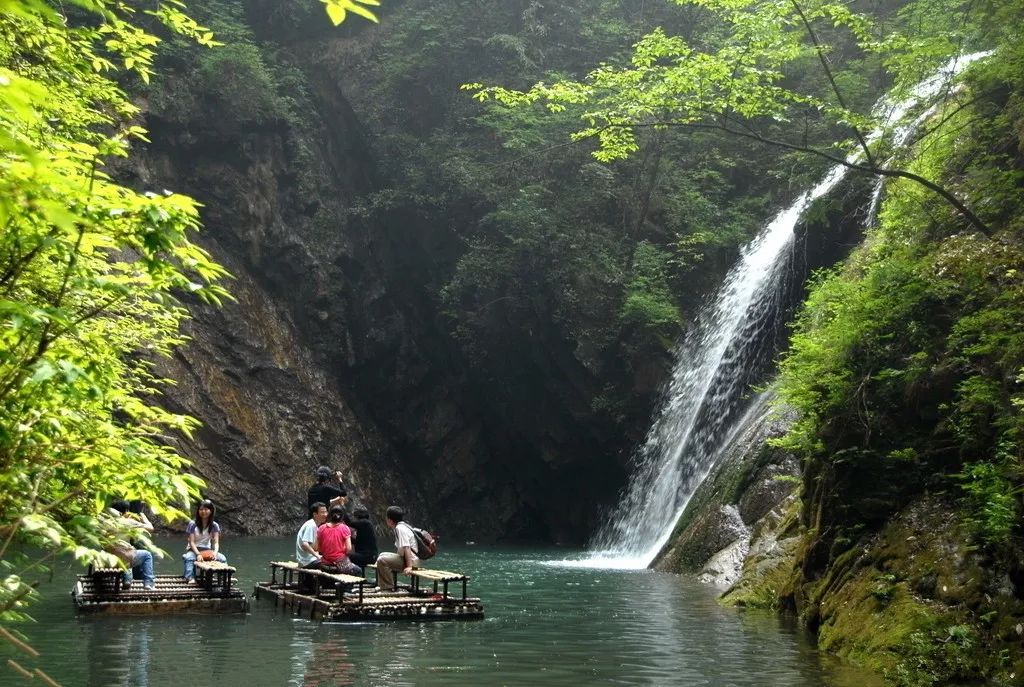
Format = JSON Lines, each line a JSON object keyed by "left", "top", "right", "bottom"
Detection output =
{"left": 737, "top": 455, "right": 800, "bottom": 525}
{"left": 697, "top": 537, "right": 751, "bottom": 588}
{"left": 657, "top": 505, "right": 749, "bottom": 573}
{"left": 653, "top": 393, "right": 801, "bottom": 574}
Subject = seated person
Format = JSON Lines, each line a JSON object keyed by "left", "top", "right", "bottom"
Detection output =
{"left": 346, "top": 505, "right": 379, "bottom": 569}
{"left": 316, "top": 505, "right": 361, "bottom": 576}
{"left": 109, "top": 499, "right": 156, "bottom": 591}
{"left": 297, "top": 501, "right": 329, "bottom": 566}
{"left": 182, "top": 499, "right": 227, "bottom": 583}
{"left": 295, "top": 501, "right": 329, "bottom": 593}
{"left": 374, "top": 506, "right": 418, "bottom": 591}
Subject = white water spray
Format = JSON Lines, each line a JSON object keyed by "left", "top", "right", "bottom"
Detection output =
{"left": 564, "top": 52, "right": 991, "bottom": 571}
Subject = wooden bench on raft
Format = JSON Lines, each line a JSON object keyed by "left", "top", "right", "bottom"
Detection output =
{"left": 269, "top": 561, "right": 370, "bottom": 603}
{"left": 87, "top": 565, "right": 127, "bottom": 595}
{"left": 366, "top": 564, "right": 471, "bottom": 600}
{"left": 194, "top": 560, "right": 236, "bottom": 596}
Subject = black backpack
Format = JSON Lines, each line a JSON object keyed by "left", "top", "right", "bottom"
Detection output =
{"left": 412, "top": 527, "right": 438, "bottom": 560}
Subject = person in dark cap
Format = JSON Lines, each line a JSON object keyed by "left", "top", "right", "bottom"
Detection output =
{"left": 307, "top": 465, "right": 347, "bottom": 511}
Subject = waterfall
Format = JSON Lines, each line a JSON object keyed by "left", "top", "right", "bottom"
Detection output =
{"left": 866, "top": 51, "right": 992, "bottom": 226}
{"left": 568, "top": 51, "right": 992, "bottom": 571}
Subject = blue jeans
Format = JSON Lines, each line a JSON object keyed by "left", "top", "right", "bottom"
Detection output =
{"left": 182, "top": 549, "right": 226, "bottom": 580}
{"left": 125, "top": 550, "right": 155, "bottom": 586}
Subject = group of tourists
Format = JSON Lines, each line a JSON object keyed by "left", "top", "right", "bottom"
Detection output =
{"left": 295, "top": 466, "right": 422, "bottom": 591}
{"left": 109, "top": 464, "right": 423, "bottom": 591}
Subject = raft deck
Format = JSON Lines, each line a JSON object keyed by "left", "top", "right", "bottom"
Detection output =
{"left": 254, "top": 561, "right": 484, "bottom": 621}
{"left": 72, "top": 562, "right": 249, "bottom": 615}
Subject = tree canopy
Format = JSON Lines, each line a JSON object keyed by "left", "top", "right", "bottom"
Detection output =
{"left": 467, "top": 0, "right": 1016, "bottom": 235}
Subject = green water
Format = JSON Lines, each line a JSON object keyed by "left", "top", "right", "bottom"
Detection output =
{"left": 9, "top": 538, "right": 878, "bottom": 686}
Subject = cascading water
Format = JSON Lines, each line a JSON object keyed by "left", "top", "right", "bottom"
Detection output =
{"left": 866, "top": 51, "right": 992, "bottom": 226}
{"left": 567, "top": 51, "right": 992, "bottom": 571}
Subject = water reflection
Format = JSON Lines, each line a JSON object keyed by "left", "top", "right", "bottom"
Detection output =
{"left": 86, "top": 617, "right": 154, "bottom": 687}
{"left": 81, "top": 615, "right": 269, "bottom": 687}
{"left": 298, "top": 635, "right": 356, "bottom": 687}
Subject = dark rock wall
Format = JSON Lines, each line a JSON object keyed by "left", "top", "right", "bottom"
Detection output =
{"left": 130, "top": 22, "right": 640, "bottom": 542}
{"left": 128, "top": 98, "right": 428, "bottom": 533}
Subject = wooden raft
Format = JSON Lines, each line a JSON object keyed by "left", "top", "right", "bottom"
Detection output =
{"left": 72, "top": 565, "right": 249, "bottom": 616}
{"left": 254, "top": 561, "right": 483, "bottom": 622}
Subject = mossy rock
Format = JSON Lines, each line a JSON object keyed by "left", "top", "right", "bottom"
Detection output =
{"left": 655, "top": 398, "right": 799, "bottom": 573}
{"left": 799, "top": 496, "right": 1024, "bottom": 686}
{"left": 720, "top": 496, "right": 803, "bottom": 610}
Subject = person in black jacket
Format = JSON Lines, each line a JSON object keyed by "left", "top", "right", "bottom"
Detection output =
{"left": 307, "top": 465, "right": 347, "bottom": 511}
{"left": 346, "top": 505, "right": 379, "bottom": 568}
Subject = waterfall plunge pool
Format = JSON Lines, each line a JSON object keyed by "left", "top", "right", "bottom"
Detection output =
{"left": 14, "top": 538, "right": 880, "bottom": 686}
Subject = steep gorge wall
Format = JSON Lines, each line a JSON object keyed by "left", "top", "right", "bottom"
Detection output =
{"left": 130, "top": 4, "right": 658, "bottom": 541}
{"left": 132, "top": 0, "right": 854, "bottom": 542}
{"left": 127, "top": 88, "right": 429, "bottom": 533}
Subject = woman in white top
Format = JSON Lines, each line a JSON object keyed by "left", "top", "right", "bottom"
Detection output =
{"left": 182, "top": 499, "right": 227, "bottom": 583}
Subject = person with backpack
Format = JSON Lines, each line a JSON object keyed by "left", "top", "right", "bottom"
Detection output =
{"left": 374, "top": 506, "right": 418, "bottom": 591}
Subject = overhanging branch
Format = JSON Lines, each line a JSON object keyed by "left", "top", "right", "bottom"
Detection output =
{"left": 597, "top": 121, "right": 993, "bottom": 236}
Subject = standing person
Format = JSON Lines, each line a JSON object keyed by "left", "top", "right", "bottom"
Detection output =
{"left": 374, "top": 506, "right": 418, "bottom": 591}
{"left": 182, "top": 499, "right": 227, "bottom": 583}
{"left": 296, "top": 502, "right": 329, "bottom": 568}
{"left": 109, "top": 500, "right": 156, "bottom": 591}
{"left": 316, "top": 505, "right": 361, "bottom": 576}
{"left": 346, "top": 505, "right": 379, "bottom": 569}
{"left": 307, "top": 465, "right": 347, "bottom": 511}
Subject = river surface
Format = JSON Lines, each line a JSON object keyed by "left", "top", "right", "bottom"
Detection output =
{"left": 16, "top": 538, "right": 878, "bottom": 686}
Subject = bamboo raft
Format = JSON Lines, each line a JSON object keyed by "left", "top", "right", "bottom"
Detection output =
{"left": 72, "top": 561, "right": 249, "bottom": 615}
{"left": 254, "top": 561, "right": 484, "bottom": 622}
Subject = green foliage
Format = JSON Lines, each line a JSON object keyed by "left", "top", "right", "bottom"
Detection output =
{"left": 441, "top": 186, "right": 628, "bottom": 364}
{"left": 334, "top": 0, "right": 788, "bottom": 383}
{"left": 0, "top": 0, "right": 234, "bottom": 667}
{"left": 871, "top": 573, "right": 898, "bottom": 602}
{"left": 774, "top": 24, "right": 1024, "bottom": 562}
{"left": 890, "top": 624, "right": 987, "bottom": 687}
{"left": 955, "top": 462, "right": 1018, "bottom": 546}
{"left": 197, "top": 43, "right": 287, "bottom": 123}
{"left": 620, "top": 241, "right": 681, "bottom": 334}
{"left": 467, "top": 0, "right": 1024, "bottom": 235}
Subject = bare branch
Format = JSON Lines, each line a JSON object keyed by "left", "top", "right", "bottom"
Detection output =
{"left": 591, "top": 120, "right": 993, "bottom": 236}
{"left": 790, "top": 0, "right": 877, "bottom": 168}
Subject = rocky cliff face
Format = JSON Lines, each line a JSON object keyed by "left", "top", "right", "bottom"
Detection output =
{"left": 127, "top": 91, "right": 428, "bottom": 534}
{"left": 130, "top": 9, "right": 654, "bottom": 541}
